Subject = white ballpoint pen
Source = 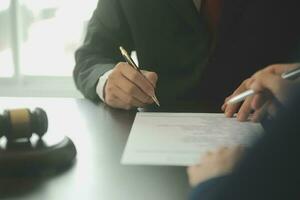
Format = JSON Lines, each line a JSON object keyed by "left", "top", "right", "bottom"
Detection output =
{"left": 227, "top": 66, "right": 300, "bottom": 105}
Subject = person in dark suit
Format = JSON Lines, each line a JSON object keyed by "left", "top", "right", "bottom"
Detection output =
{"left": 74, "top": 0, "right": 300, "bottom": 110}
{"left": 187, "top": 66, "right": 300, "bottom": 200}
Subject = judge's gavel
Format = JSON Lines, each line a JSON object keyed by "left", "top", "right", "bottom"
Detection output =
{"left": 0, "top": 108, "right": 48, "bottom": 141}
{"left": 0, "top": 107, "right": 77, "bottom": 174}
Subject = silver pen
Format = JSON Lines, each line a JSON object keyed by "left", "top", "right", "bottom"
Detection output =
{"left": 227, "top": 66, "right": 300, "bottom": 105}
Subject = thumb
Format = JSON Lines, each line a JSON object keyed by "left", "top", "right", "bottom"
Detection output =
{"left": 142, "top": 70, "right": 158, "bottom": 88}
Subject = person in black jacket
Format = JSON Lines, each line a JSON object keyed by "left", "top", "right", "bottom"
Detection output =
{"left": 187, "top": 65, "right": 300, "bottom": 200}
{"left": 74, "top": 0, "right": 300, "bottom": 110}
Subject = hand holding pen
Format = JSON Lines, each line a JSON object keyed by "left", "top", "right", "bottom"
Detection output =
{"left": 119, "top": 47, "right": 160, "bottom": 106}
{"left": 103, "top": 47, "right": 159, "bottom": 110}
{"left": 222, "top": 64, "right": 300, "bottom": 122}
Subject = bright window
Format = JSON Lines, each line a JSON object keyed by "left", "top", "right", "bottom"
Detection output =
{"left": 0, "top": 0, "right": 97, "bottom": 97}
{"left": 0, "top": 0, "right": 14, "bottom": 77}
{"left": 20, "top": 0, "right": 98, "bottom": 76}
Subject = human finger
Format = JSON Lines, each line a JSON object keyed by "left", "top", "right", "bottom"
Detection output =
{"left": 142, "top": 70, "right": 158, "bottom": 88}
{"left": 251, "top": 102, "right": 269, "bottom": 122}
{"left": 250, "top": 73, "right": 289, "bottom": 103}
{"left": 105, "top": 83, "right": 146, "bottom": 110}
{"left": 110, "top": 71, "right": 153, "bottom": 104}
{"left": 187, "top": 165, "right": 202, "bottom": 187}
{"left": 224, "top": 79, "right": 251, "bottom": 118}
{"left": 118, "top": 63, "right": 155, "bottom": 97}
{"left": 251, "top": 92, "right": 270, "bottom": 111}
{"left": 263, "top": 63, "right": 300, "bottom": 75}
{"left": 222, "top": 96, "right": 232, "bottom": 111}
{"left": 237, "top": 96, "right": 253, "bottom": 122}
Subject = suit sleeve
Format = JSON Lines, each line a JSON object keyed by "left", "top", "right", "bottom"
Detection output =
{"left": 189, "top": 176, "right": 228, "bottom": 200}
{"left": 73, "top": 0, "right": 134, "bottom": 101}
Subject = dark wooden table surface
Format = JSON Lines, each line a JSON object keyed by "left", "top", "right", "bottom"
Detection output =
{"left": 0, "top": 97, "right": 190, "bottom": 200}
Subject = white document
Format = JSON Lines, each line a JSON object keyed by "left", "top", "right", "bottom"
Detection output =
{"left": 121, "top": 113, "right": 263, "bottom": 166}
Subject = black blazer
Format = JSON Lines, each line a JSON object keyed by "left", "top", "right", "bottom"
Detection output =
{"left": 74, "top": 0, "right": 300, "bottom": 109}
{"left": 189, "top": 91, "right": 300, "bottom": 200}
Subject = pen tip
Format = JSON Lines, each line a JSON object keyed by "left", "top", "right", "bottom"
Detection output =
{"left": 152, "top": 96, "right": 160, "bottom": 107}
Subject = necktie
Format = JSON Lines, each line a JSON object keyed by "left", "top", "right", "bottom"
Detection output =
{"left": 201, "top": 0, "right": 223, "bottom": 32}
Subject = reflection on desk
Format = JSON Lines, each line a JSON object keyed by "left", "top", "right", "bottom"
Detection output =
{"left": 0, "top": 97, "right": 189, "bottom": 200}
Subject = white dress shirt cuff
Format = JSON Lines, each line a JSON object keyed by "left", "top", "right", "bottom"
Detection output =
{"left": 96, "top": 69, "right": 113, "bottom": 102}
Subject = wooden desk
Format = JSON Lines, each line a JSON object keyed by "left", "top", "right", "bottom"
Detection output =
{"left": 0, "top": 97, "right": 189, "bottom": 200}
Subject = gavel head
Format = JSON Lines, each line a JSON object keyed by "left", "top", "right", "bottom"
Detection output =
{"left": 0, "top": 108, "right": 48, "bottom": 141}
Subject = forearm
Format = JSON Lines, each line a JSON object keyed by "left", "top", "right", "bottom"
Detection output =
{"left": 73, "top": 0, "right": 134, "bottom": 101}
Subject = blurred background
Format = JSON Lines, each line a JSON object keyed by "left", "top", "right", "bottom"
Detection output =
{"left": 0, "top": 0, "right": 98, "bottom": 97}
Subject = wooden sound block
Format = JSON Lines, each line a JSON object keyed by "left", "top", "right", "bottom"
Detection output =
{"left": 0, "top": 133, "right": 77, "bottom": 175}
